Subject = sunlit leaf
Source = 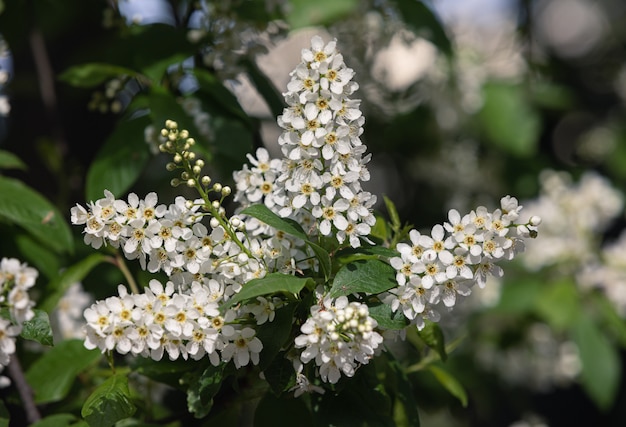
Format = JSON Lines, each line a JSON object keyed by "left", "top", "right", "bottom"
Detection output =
{"left": 81, "top": 374, "right": 136, "bottom": 427}
{"left": 21, "top": 309, "right": 53, "bottom": 346}
{"left": 287, "top": 0, "right": 359, "bottom": 28}
{"left": 59, "top": 63, "right": 138, "bottom": 88}
{"left": 328, "top": 259, "right": 396, "bottom": 298}
{"left": 223, "top": 273, "right": 313, "bottom": 309}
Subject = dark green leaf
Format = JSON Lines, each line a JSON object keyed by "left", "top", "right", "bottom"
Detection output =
{"left": 396, "top": 0, "right": 453, "bottom": 56}
{"left": 0, "top": 150, "right": 26, "bottom": 170}
{"left": 240, "top": 58, "right": 285, "bottom": 119}
{"left": 368, "top": 302, "right": 409, "bottom": 330}
{"left": 387, "top": 354, "right": 421, "bottom": 427}
{"left": 26, "top": 339, "right": 102, "bottom": 404}
{"left": 0, "top": 176, "right": 73, "bottom": 254}
{"left": 256, "top": 304, "right": 297, "bottom": 370}
{"left": 30, "top": 414, "right": 78, "bottom": 427}
{"left": 81, "top": 374, "right": 136, "bottom": 427}
{"left": 223, "top": 273, "right": 313, "bottom": 309}
{"left": 329, "top": 259, "right": 396, "bottom": 298}
{"left": 85, "top": 115, "right": 152, "bottom": 201}
{"left": 0, "top": 400, "right": 8, "bottom": 427}
{"left": 241, "top": 204, "right": 307, "bottom": 239}
{"left": 571, "top": 313, "right": 621, "bottom": 411}
{"left": 59, "top": 63, "right": 138, "bottom": 88}
{"left": 428, "top": 365, "right": 467, "bottom": 407}
{"left": 39, "top": 253, "right": 107, "bottom": 313}
{"left": 479, "top": 82, "right": 540, "bottom": 157}
{"left": 286, "top": 0, "right": 359, "bottom": 28}
{"left": 132, "top": 357, "right": 198, "bottom": 390}
{"left": 21, "top": 309, "right": 53, "bottom": 346}
{"left": 417, "top": 320, "right": 447, "bottom": 362}
{"left": 240, "top": 204, "right": 332, "bottom": 278}
{"left": 254, "top": 392, "right": 312, "bottom": 427}
{"left": 262, "top": 354, "right": 296, "bottom": 396}
{"left": 14, "top": 233, "right": 61, "bottom": 279}
{"left": 194, "top": 69, "right": 253, "bottom": 127}
{"left": 184, "top": 364, "right": 225, "bottom": 418}
{"left": 211, "top": 117, "right": 254, "bottom": 174}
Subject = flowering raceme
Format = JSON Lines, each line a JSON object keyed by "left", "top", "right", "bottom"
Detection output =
{"left": 72, "top": 36, "right": 540, "bottom": 395}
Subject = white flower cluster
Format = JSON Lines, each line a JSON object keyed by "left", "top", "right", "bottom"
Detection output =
{"left": 387, "top": 196, "right": 540, "bottom": 330}
{"left": 522, "top": 170, "right": 626, "bottom": 316}
{"left": 0, "top": 258, "right": 38, "bottom": 386}
{"left": 294, "top": 295, "right": 383, "bottom": 385}
{"left": 70, "top": 190, "right": 276, "bottom": 290}
{"left": 521, "top": 170, "right": 623, "bottom": 271}
{"left": 84, "top": 280, "right": 263, "bottom": 368}
{"left": 234, "top": 35, "right": 377, "bottom": 248}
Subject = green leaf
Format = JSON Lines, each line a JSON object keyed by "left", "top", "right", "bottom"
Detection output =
{"left": 183, "top": 364, "right": 225, "bottom": 418}
{"left": 132, "top": 357, "right": 197, "bottom": 390}
{"left": 26, "top": 339, "right": 102, "bottom": 404}
{"left": 387, "top": 354, "right": 421, "bottom": 427}
{"left": 417, "top": 320, "right": 447, "bottom": 362}
{"left": 495, "top": 277, "right": 543, "bottom": 313}
{"left": 0, "top": 176, "right": 73, "bottom": 254}
{"left": 254, "top": 392, "right": 312, "bottom": 427}
{"left": 20, "top": 309, "right": 54, "bottom": 346}
{"left": 211, "top": 117, "right": 254, "bottom": 175}
{"left": 241, "top": 204, "right": 307, "bottom": 239}
{"left": 571, "top": 313, "right": 621, "bottom": 411}
{"left": 240, "top": 204, "right": 331, "bottom": 278}
{"left": 39, "top": 253, "right": 107, "bottom": 313}
{"left": 81, "top": 374, "right": 136, "bottom": 427}
{"left": 286, "top": 0, "right": 359, "bottom": 28}
{"left": 0, "top": 150, "right": 26, "bottom": 170}
{"left": 85, "top": 115, "right": 151, "bottom": 201}
{"left": 0, "top": 400, "right": 9, "bottom": 427}
{"left": 368, "top": 302, "right": 409, "bottom": 330}
{"left": 533, "top": 279, "right": 580, "bottom": 331}
{"left": 256, "top": 304, "right": 297, "bottom": 370}
{"left": 479, "top": 82, "right": 540, "bottom": 157}
{"left": 328, "top": 259, "right": 396, "bottom": 298}
{"left": 59, "top": 63, "right": 138, "bottom": 88}
{"left": 30, "top": 414, "right": 78, "bottom": 427}
{"left": 223, "top": 273, "right": 313, "bottom": 309}
{"left": 383, "top": 195, "right": 401, "bottom": 230}
{"left": 262, "top": 353, "right": 296, "bottom": 395}
{"left": 14, "top": 233, "right": 61, "bottom": 279}
{"left": 427, "top": 365, "right": 468, "bottom": 407}
{"left": 194, "top": 69, "right": 253, "bottom": 127}
{"left": 396, "top": 0, "right": 453, "bottom": 56}
{"left": 240, "top": 58, "right": 285, "bottom": 119}
{"left": 337, "top": 244, "right": 399, "bottom": 262}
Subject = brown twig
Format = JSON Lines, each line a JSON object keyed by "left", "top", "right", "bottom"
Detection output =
{"left": 7, "top": 356, "right": 41, "bottom": 424}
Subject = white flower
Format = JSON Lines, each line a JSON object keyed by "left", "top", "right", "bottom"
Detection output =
{"left": 221, "top": 327, "right": 263, "bottom": 369}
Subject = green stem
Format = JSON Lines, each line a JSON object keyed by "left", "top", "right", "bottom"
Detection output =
{"left": 113, "top": 252, "right": 140, "bottom": 294}
{"left": 404, "top": 333, "right": 466, "bottom": 374}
